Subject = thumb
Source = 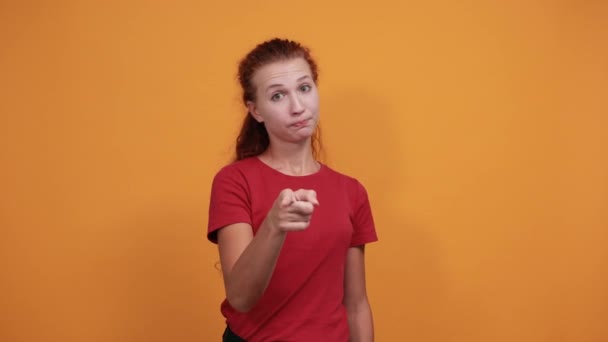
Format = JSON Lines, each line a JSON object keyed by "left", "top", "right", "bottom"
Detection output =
{"left": 278, "top": 189, "right": 295, "bottom": 207}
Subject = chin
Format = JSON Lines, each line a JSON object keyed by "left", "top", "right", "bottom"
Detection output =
{"left": 297, "top": 128, "right": 315, "bottom": 139}
{"left": 287, "top": 132, "right": 314, "bottom": 144}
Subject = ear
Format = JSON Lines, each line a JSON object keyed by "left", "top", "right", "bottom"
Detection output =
{"left": 246, "top": 101, "right": 264, "bottom": 123}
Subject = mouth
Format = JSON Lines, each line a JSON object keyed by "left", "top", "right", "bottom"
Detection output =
{"left": 292, "top": 118, "right": 311, "bottom": 128}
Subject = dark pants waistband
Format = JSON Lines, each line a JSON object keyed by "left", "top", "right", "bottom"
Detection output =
{"left": 223, "top": 325, "right": 246, "bottom": 342}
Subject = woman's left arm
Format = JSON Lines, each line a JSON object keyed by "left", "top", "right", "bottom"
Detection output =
{"left": 344, "top": 245, "right": 374, "bottom": 342}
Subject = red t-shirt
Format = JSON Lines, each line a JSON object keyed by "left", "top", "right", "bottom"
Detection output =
{"left": 208, "top": 157, "right": 378, "bottom": 341}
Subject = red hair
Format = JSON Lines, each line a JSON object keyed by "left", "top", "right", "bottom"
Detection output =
{"left": 235, "top": 38, "right": 322, "bottom": 161}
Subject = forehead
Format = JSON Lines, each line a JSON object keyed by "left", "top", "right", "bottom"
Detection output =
{"left": 252, "top": 58, "right": 312, "bottom": 89}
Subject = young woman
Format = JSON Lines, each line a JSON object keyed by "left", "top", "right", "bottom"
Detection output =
{"left": 208, "top": 38, "right": 378, "bottom": 342}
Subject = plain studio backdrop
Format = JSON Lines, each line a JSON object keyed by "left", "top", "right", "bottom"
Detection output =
{"left": 1, "top": 1, "right": 606, "bottom": 341}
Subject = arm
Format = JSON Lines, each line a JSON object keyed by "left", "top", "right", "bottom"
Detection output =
{"left": 217, "top": 189, "right": 318, "bottom": 313}
{"left": 217, "top": 220, "right": 286, "bottom": 313}
{"left": 343, "top": 245, "right": 374, "bottom": 342}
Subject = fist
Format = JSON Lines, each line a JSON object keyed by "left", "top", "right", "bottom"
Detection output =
{"left": 267, "top": 189, "right": 319, "bottom": 232}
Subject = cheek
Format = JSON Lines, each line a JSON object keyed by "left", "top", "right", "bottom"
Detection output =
{"left": 260, "top": 105, "right": 289, "bottom": 126}
{"left": 305, "top": 93, "right": 320, "bottom": 113}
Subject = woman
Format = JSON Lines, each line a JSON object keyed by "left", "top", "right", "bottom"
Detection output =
{"left": 208, "top": 38, "right": 378, "bottom": 342}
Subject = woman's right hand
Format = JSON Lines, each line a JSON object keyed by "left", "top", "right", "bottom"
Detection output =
{"left": 265, "top": 189, "right": 319, "bottom": 233}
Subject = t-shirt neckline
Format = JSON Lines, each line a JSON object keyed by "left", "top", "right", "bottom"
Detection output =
{"left": 253, "top": 156, "right": 326, "bottom": 179}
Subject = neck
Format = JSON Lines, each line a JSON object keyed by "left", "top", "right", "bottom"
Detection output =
{"left": 259, "top": 140, "right": 319, "bottom": 176}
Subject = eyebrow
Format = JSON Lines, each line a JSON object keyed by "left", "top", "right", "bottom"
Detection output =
{"left": 265, "top": 75, "right": 311, "bottom": 92}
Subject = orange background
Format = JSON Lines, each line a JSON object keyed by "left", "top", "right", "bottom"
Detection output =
{"left": 1, "top": 1, "right": 607, "bottom": 341}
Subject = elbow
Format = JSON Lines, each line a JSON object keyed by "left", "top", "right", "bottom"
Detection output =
{"left": 227, "top": 292, "right": 254, "bottom": 313}
{"left": 229, "top": 300, "right": 253, "bottom": 313}
{"left": 224, "top": 276, "right": 264, "bottom": 313}
{"left": 344, "top": 295, "right": 370, "bottom": 314}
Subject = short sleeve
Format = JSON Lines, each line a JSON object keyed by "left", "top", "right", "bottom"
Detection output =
{"left": 207, "top": 165, "right": 252, "bottom": 243}
{"left": 350, "top": 180, "right": 378, "bottom": 247}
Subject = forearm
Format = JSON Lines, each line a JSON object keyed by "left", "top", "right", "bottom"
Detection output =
{"left": 347, "top": 298, "right": 374, "bottom": 342}
{"left": 225, "top": 221, "right": 286, "bottom": 312}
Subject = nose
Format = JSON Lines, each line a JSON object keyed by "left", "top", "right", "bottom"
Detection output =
{"left": 290, "top": 94, "right": 305, "bottom": 116}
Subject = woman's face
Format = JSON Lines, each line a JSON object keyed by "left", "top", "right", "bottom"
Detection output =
{"left": 247, "top": 57, "right": 319, "bottom": 146}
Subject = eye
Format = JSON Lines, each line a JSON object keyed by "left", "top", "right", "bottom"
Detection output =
{"left": 271, "top": 92, "right": 285, "bottom": 101}
{"left": 299, "top": 84, "right": 312, "bottom": 92}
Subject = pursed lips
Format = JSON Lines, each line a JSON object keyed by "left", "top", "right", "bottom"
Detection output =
{"left": 292, "top": 118, "right": 311, "bottom": 127}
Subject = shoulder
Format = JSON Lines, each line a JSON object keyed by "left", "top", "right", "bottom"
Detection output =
{"left": 212, "top": 157, "right": 259, "bottom": 183}
{"left": 321, "top": 164, "right": 369, "bottom": 197}
{"left": 210, "top": 158, "right": 263, "bottom": 198}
